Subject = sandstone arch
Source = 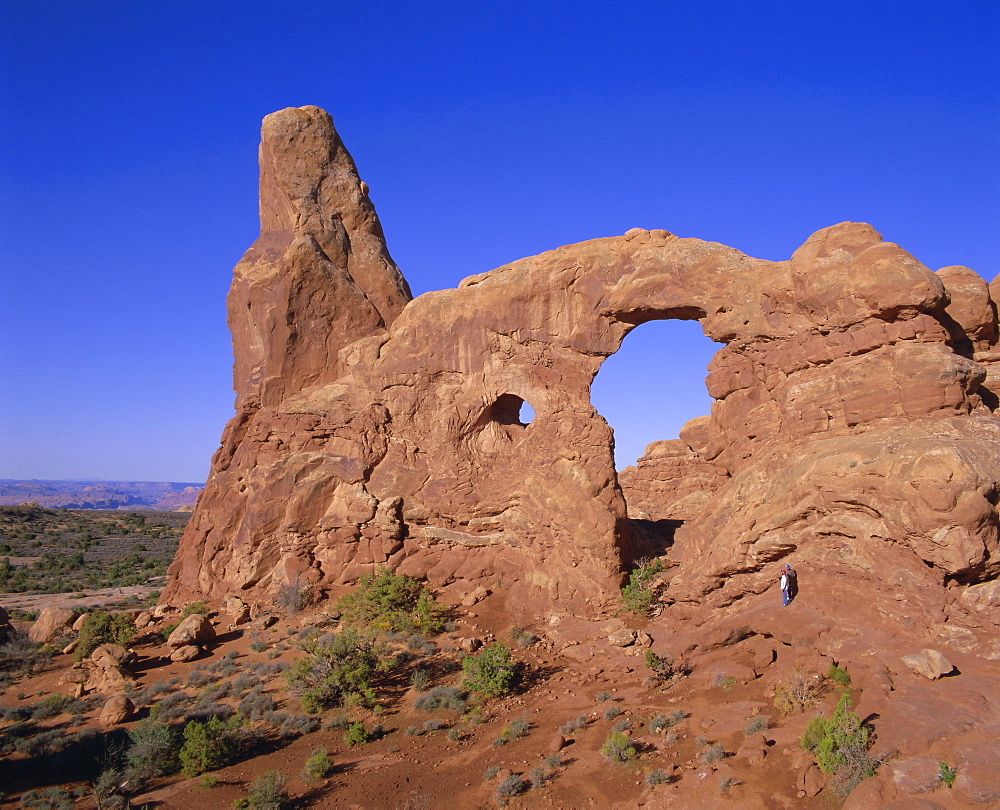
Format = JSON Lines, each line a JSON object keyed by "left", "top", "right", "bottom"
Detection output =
{"left": 164, "top": 106, "right": 1000, "bottom": 630}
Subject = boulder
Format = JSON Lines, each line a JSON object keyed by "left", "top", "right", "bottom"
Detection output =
{"left": 72, "top": 613, "right": 90, "bottom": 632}
{"left": 87, "top": 665, "right": 136, "bottom": 693}
{"left": 901, "top": 649, "right": 955, "bottom": 680}
{"left": 222, "top": 596, "right": 250, "bottom": 624}
{"left": 796, "top": 762, "right": 824, "bottom": 798}
{"left": 166, "top": 614, "right": 215, "bottom": 648}
{"left": 62, "top": 640, "right": 78, "bottom": 655}
{"left": 99, "top": 695, "right": 135, "bottom": 726}
{"left": 28, "top": 608, "right": 78, "bottom": 644}
{"left": 151, "top": 604, "right": 177, "bottom": 619}
{"left": 169, "top": 645, "right": 202, "bottom": 663}
{"left": 91, "top": 644, "right": 135, "bottom": 670}
{"left": 608, "top": 629, "right": 637, "bottom": 648}
{"left": 133, "top": 611, "right": 153, "bottom": 629}
{"left": 0, "top": 606, "right": 9, "bottom": 625}
{"left": 736, "top": 732, "right": 769, "bottom": 766}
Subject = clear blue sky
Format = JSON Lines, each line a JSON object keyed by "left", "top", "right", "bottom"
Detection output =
{"left": 1, "top": 1, "right": 997, "bottom": 481}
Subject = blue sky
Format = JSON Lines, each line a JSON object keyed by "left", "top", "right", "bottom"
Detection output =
{"left": 1, "top": 1, "right": 997, "bottom": 481}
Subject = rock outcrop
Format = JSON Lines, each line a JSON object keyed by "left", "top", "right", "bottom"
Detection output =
{"left": 164, "top": 106, "right": 1000, "bottom": 634}
{"left": 28, "top": 608, "right": 78, "bottom": 644}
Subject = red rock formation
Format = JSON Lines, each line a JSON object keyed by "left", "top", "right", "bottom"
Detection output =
{"left": 164, "top": 106, "right": 1000, "bottom": 635}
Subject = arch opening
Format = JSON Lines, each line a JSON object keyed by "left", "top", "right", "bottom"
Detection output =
{"left": 591, "top": 319, "right": 719, "bottom": 470}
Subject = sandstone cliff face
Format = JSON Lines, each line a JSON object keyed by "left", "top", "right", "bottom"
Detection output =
{"left": 165, "top": 106, "right": 1000, "bottom": 633}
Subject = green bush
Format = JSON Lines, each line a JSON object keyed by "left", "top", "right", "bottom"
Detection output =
{"left": 179, "top": 714, "right": 243, "bottom": 776}
{"left": 301, "top": 747, "right": 332, "bottom": 780}
{"left": 800, "top": 693, "right": 877, "bottom": 796}
{"left": 75, "top": 611, "right": 135, "bottom": 660}
{"left": 827, "top": 663, "right": 851, "bottom": 688}
{"left": 180, "top": 601, "right": 209, "bottom": 619}
{"left": 619, "top": 557, "right": 665, "bottom": 615}
{"left": 286, "top": 628, "right": 391, "bottom": 711}
{"left": 336, "top": 566, "right": 444, "bottom": 634}
{"left": 343, "top": 721, "right": 370, "bottom": 747}
{"left": 126, "top": 718, "right": 181, "bottom": 777}
{"left": 938, "top": 761, "right": 957, "bottom": 789}
{"left": 462, "top": 642, "right": 518, "bottom": 698}
{"left": 601, "top": 731, "right": 637, "bottom": 763}
{"left": 234, "top": 770, "right": 290, "bottom": 809}
{"left": 645, "top": 649, "right": 689, "bottom": 686}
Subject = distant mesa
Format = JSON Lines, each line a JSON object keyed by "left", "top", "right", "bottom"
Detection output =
{"left": 0, "top": 480, "right": 204, "bottom": 511}
{"left": 164, "top": 105, "right": 1000, "bottom": 643}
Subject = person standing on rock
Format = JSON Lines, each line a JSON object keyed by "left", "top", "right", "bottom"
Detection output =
{"left": 780, "top": 565, "right": 793, "bottom": 606}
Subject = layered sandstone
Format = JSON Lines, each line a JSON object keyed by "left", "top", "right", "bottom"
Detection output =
{"left": 165, "top": 106, "right": 1000, "bottom": 634}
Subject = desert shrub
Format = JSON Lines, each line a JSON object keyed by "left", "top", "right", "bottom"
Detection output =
{"left": 603, "top": 705, "right": 623, "bottom": 721}
{"left": 646, "top": 768, "right": 671, "bottom": 786}
{"left": 185, "top": 700, "right": 236, "bottom": 723}
{"left": 510, "top": 627, "right": 536, "bottom": 648}
{"left": 323, "top": 715, "right": 349, "bottom": 730}
{"left": 232, "top": 672, "right": 256, "bottom": 693}
{"left": 447, "top": 728, "right": 461, "bottom": 741}
{"left": 601, "top": 731, "right": 636, "bottom": 762}
{"left": 695, "top": 735, "right": 709, "bottom": 747}
{"left": 544, "top": 753, "right": 562, "bottom": 768}
{"left": 701, "top": 743, "right": 725, "bottom": 763}
{"left": 664, "top": 731, "right": 678, "bottom": 745}
{"left": 529, "top": 766, "right": 546, "bottom": 788}
{"left": 644, "top": 648, "right": 691, "bottom": 687}
{"left": 559, "top": 715, "right": 588, "bottom": 735}
{"left": 719, "top": 775, "right": 739, "bottom": 795}
{"left": 279, "top": 713, "right": 317, "bottom": 738}
{"left": 773, "top": 672, "right": 819, "bottom": 715}
{"left": 495, "top": 774, "right": 526, "bottom": 799}
{"left": 0, "top": 629, "right": 49, "bottom": 676}
{"left": 179, "top": 714, "right": 244, "bottom": 776}
{"left": 125, "top": 718, "right": 182, "bottom": 778}
{"left": 249, "top": 642, "right": 267, "bottom": 653}
{"left": 75, "top": 611, "right": 134, "bottom": 660}
{"left": 201, "top": 681, "right": 231, "bottom": 701}
{"left": 238, "top": 688, "right": 277, "bottom": 721}
{"left": 619, "top": 557, "right": 665, "bottom": 615}
{"left": 343, "top": 720, "right": 370, "bottom": 747}
{"left": 410, "top": 667, "right": 431, "bottom": 691}
{"left": 938, "top": 761, "right": 957, "bottom": 789}
{"left": 827, "top": 663, "right": 851, "bottom": 688}
{"left": 185, "top": 669, "right": 216, "bottom": 688}
{"left": 649, "top": 714, "right": 667, "bottom": 733}
{"left": 336, "top": 566, "right": 444, "bottom": 634}
{"left": 302, "top": 748, "right": 332, "bottom": 781}
{"left": 234, "top": 770, "right": 290, "bottom": 809}
{"left": 800, "top": 693, "right": 877, "bottom": 796}
{"left": 152, "top": 676, "right": 181, "bottom": 694}
{"left": 745, "top": 716, "right": 768, "bottom": 735}
{"left": 610, "top": 719, "right": 631, "bottom": 733}
{"left": 483, "top": 765, "right": 500, "bottom": 781}
{"left": 423, "top": 718, "right": 447, "bottom": 732}
{"left": 509, "top": 717, "right": 531, "bottom": 737}
{"left": 180, "top": 601, "right": 209, "bottom": 619}
{"left": 712, "top": 672, "right": 737, "bottom": 689}
{"left": 413, "top": 685, "right": 466, "bottom": 713}
{"left": 30, "top": 694, "right": 78, "bottom": 720}
{"left": 462, "top": 642, "right": 518, "bottom": 698}
{"left": 18, "top": 786, "right": 75, "bottom": 809}
{"left": 275, "top": 582, "right": 310, "bottom": 615}
{"left": 405, "top": 725, "right": 421, "bottom": 736}
{"left": 285, "top": 628, "right": 391, "bottom": 711}
{"left": 596, "top": 690, "right": 612, "bottom": 702}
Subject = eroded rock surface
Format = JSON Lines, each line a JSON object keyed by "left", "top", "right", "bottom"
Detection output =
{"left": 164, "top": 106, "right": 1000, "bottom": 636}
